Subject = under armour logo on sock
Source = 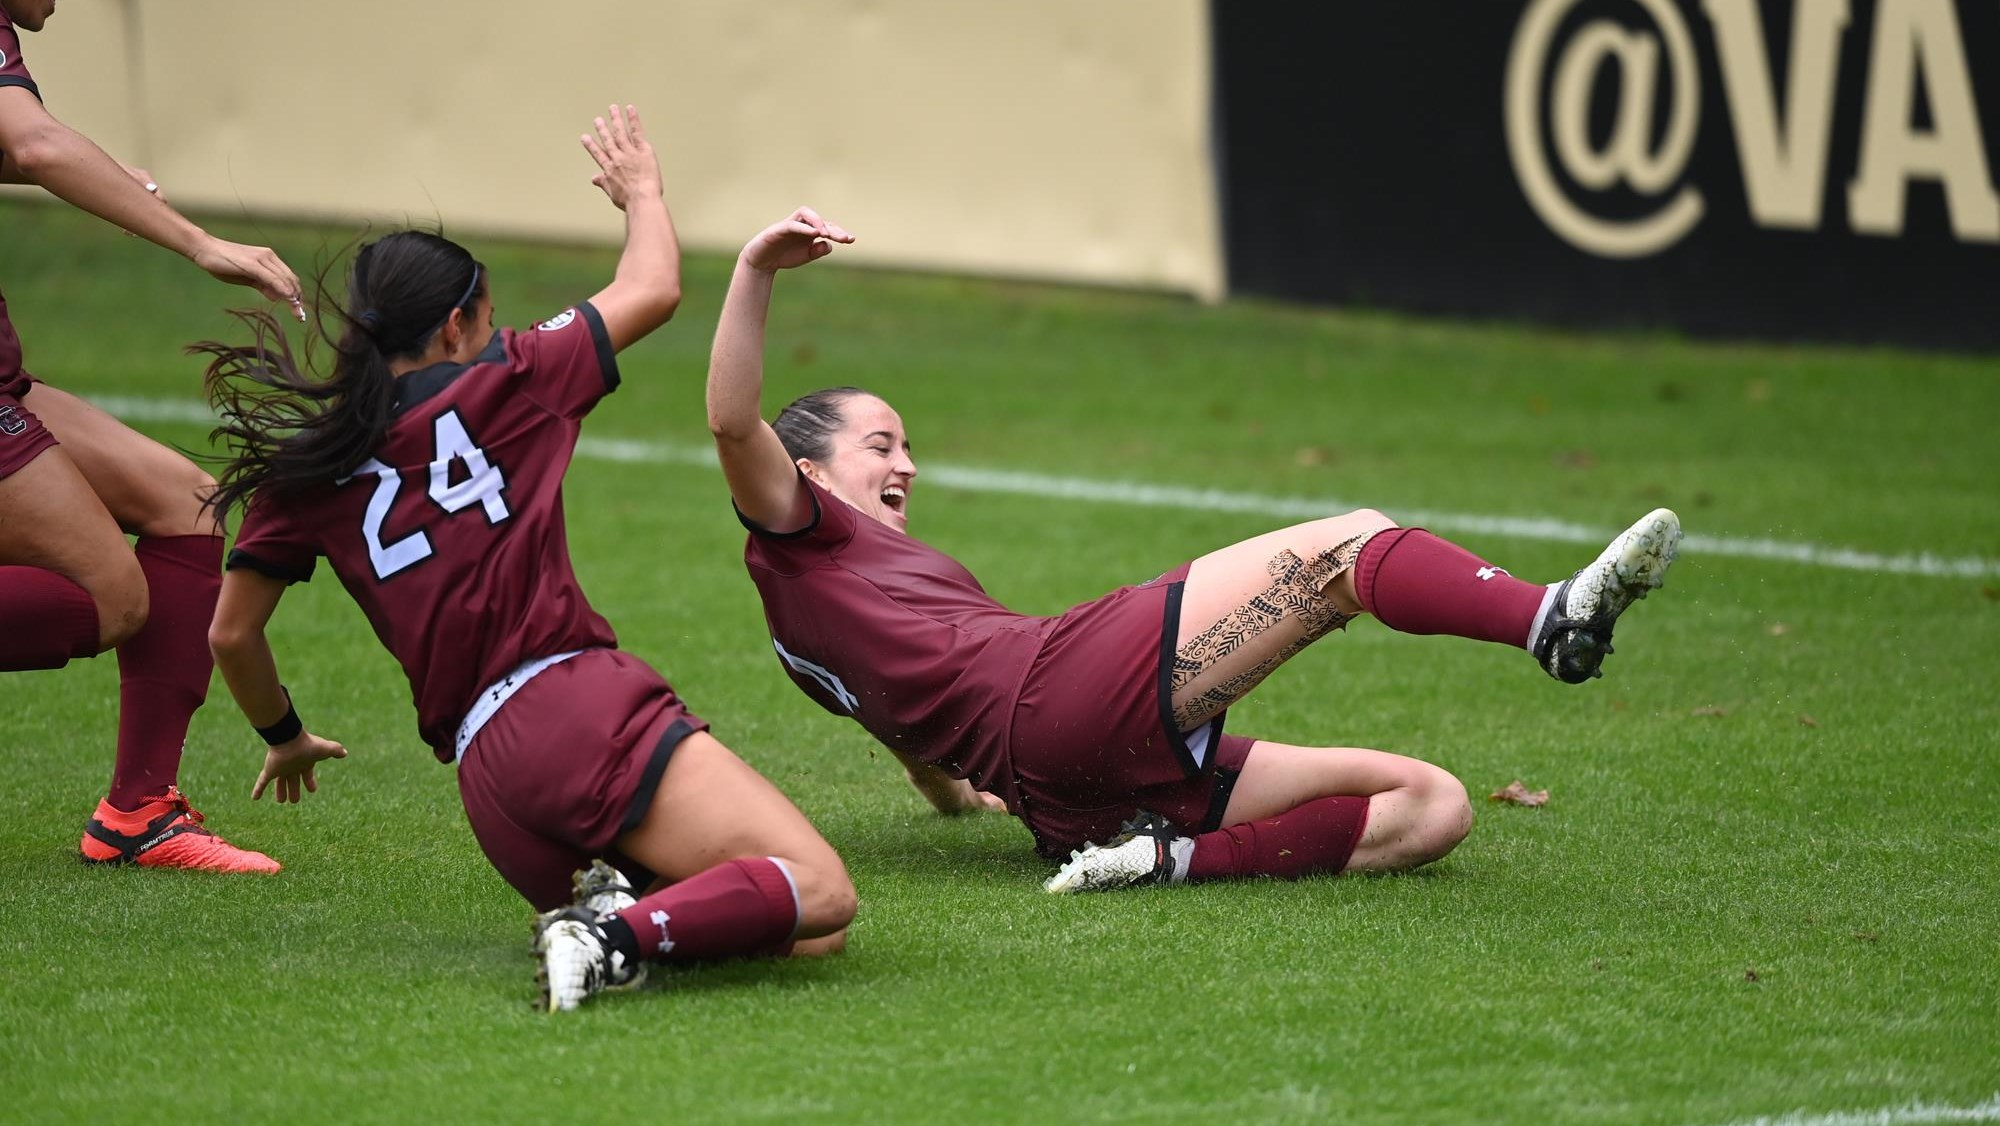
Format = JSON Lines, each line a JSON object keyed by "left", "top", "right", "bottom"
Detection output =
{"left": 650, "top": 909, "right": 675, "bottom": 955}
{"left": 1476, "top": 566, "right": 1510, "bottom": 581}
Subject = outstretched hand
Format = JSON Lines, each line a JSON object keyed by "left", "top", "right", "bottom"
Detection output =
{"left": 191, "top": 236, "right": 306, "bottom": 320}
{"left": 252, "top": 731, "right": 348, "bottom": 804}
{"left": 581, "top": 103, "right": 662, "bottom": 212}
{"left": 741, "top": 207, "right": 854, "bottom": 273}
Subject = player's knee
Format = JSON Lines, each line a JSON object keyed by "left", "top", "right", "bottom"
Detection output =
{"left": 1410, "top": 767, "right": 1473, "bottom": 864}
{"left": 131, "top": 462, "right": 221, "bottom": 538}
{"left": 789, "top": 856, "right": 857, "bottom": 935}
{"left": 85, "top": 555, "right": 149, "bottom": 651}
{"left": 1343, "top": 507, "right": 1395, "bottom": 530}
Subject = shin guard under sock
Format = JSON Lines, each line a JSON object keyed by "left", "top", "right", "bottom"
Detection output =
{"left": 613, "top": 857, "right": 800, "bottom": 964}
{"left": 109, "top": 535, "right": 222, "bottom": 808}
{"left": 0, "top": 566, "right": 101, "bottom": 670}
{"left": 1186, "top": 795, "right": 1371, "bottom": 882}
{"left": 1353, "top": 527, "right": 1548, "bottom": 648}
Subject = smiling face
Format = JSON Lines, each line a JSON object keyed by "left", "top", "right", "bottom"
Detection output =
{"left": 797, "top": 393, "right": 917, "bottom": 532}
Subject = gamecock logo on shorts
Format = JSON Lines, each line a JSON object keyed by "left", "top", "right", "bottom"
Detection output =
{"left": 0, "top": 406, "right": 27, "bottom": 436}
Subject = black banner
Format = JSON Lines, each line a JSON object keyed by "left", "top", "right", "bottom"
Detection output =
{"left": 1214, "top": 1, "right": 2000, "bottom": 350}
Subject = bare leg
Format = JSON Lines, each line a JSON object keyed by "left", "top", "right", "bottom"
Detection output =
{"left": 1171, "top": 509, "right": 1398, "bottom": 730}
{"left": 29, "top": 385, "right": 226, "bottom": 810}
{"left": 1221, "top": 740, "right": 1472, "bottom": 873}
{"left": 25, "top": 385, "right": 221, "bottom": 538}
{"left": 614, "top": 731, "right": 856, "bottom": 951}
{"left": 0, "top": 446, "right": 145, "bottom": 651}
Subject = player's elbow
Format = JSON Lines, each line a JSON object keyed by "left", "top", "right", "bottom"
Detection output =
{"left": 1, "top": 121, "right": 67, "bottom": 181}
{"left": 652, "top": 283, "right": 682, "bottom": 323}
{"left": 706, "top": 408, "right": 756, "bottom": 443}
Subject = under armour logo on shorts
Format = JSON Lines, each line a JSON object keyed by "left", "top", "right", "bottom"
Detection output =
{"left": 1476, "top": 566, "right": 1510, "bottom": 581}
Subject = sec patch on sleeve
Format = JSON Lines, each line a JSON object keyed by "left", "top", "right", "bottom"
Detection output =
{"left": 537, "top": 310, "right": 577, "bottom": 332}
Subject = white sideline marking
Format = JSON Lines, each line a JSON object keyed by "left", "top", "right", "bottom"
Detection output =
{"left": 91, "top": 394, "right": 2000, "bottom": 580}
{"left": 1709, "top": 1094, "right": 2000, "bottom": 1126}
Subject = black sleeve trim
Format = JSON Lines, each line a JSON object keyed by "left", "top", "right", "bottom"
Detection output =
{"left": 734, "top": 468, "right": 823, "bottom": 540}
{"left": 575, "top": 301, "right": 620, "bottom": 396}
{"left": 0, "top": 77, "right": 40, "bottom": 102}
{"left": 226, "top": 548, "right": 314, "bottom": 584}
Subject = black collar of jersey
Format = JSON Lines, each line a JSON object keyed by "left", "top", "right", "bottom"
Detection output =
{"left": 392, "top": 334, "right": 508, "bottom": 418}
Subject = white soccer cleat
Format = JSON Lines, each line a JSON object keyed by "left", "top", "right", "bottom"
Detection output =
{"left": 1532, "top": 507, "right": 1682, "bottom": 683}
{"left": 572, "top": 859, "right": 639, "bottom": 919}
{"left": 533, "top": 908, "right": 611, "bottom": 1013}
{"left": 1044, "top": 812, "right": 1193, "bottom": 894}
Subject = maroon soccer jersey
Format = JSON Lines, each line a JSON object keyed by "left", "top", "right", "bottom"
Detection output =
{"left": 0, "top": 11, "right": 38, "bottom": 104}
{"left": 230, "top": 304, "right": 623, "bottom": 760}
{"left": 1, "top": 12, "right": 38, "bottom": 398}
{"left": 741, "top": 476, "right": 1056, "bottom": 809}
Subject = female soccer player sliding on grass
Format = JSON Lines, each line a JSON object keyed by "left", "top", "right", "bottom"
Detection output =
{"left": 0, "top": 0, "right": 305, "bottom": 873}
{"left": 706, "top": 208, "right": 1683, "bottom": 894}
{"left": 197, "top": 107, "right": 854, "bottom": 1011}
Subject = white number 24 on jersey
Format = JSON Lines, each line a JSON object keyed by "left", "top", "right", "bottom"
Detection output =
{"left": 342, "top": 409, "right": 511, "bottom": 580}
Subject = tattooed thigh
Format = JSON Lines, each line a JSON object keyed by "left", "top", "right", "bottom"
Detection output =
{"left": 1169, "top": 533, "right": 1372, "bottom": 730}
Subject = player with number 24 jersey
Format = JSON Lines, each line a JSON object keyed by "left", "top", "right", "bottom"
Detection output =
{"left": 229, "top": 308, "right": 619, "bottom": 759}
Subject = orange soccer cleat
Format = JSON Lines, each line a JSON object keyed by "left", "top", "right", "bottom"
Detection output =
{"left": 79, "top": 786, "right": 282, "bottom": 874}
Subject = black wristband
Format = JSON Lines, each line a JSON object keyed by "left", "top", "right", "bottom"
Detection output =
{"left": 255, "top": 688, "right": 303, "bottom": 746}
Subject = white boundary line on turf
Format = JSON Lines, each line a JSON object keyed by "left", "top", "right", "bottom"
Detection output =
{"left": 1708, "top": 1094, "right": 2000, "bottom": 1126}
{"left": 88, "top": 393, "right": 2000, "bottom": 581}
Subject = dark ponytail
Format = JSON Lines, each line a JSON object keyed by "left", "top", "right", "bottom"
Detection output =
{"left": 192, "top": 231, "right": 486, "bottom": 517}
{"left": 772, "top": 386, "right": 871, "bottom": 463}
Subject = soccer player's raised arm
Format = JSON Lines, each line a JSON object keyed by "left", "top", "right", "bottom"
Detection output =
{"left": 580, "top": 104, "right": 681, "bottom": 351}
{"left": 207, "top": 569, "right": 347, "bottom": 805}
{"left": 706, "top": 209, "right": 855, "bottom": 533}
{"left": 0, "top": 86, "right": 301, "bottom": 309}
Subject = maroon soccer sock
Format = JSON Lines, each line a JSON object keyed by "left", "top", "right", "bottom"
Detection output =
{"left": 1352, "top": 527, "right": 1551, "bottom": 649}
{"left": 0, "top": 566, "right": 102, "bottom": 671}
{"left": 108, "top": 535, "right": 223, "bottom": 809}
{"left": 1185, "top": 795, "right": 1371, "bottom": 882}
{"left": 612, "top": 857, "right": 800, "bottom": 964}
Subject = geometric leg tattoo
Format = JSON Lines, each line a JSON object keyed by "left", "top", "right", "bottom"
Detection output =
{"left": 1169, "top": 532, "right": 1375, "bottom": 730}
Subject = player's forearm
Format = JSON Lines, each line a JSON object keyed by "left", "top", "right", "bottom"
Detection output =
{"left": 706, "top": 260, "right": 777, "bottom": 439}
{"left": 894, "top": 751, "right": 983, "bottom": 815}
{"left": 611, "top": 192, "right": 681, "bottom": 316}
{"left": 8, "top": 120, "right": 208, "bottom": 257}
{"left": 209, "top": 628, "right": 291, "bottom": 730}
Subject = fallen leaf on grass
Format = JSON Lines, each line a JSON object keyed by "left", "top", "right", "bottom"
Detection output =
{"left": 1554, "top": 448, "right": 1599, "bottom": 470}
{"left": 1489, "top": 780, "right": 1549, "bottom": 807}
{"left": 1852, "top": 931, "right": 1878, "bottom": 943}
{"left": 1292, "top": 445, "right": 1332, "bottom": 468}
{"left": 1982, "top": 587, "right": 2000, "bottom": 602}
{"left": 1798, "top": 713, "right": 1819, "bottom": 728}
{"left": 1767, "top": 622, "right": 1790, "bottom": 636}
{"left": 1691, "top": 705, "right": 1730, "bottom": 717}
{"left": 1744, "top": 968, "right": 1761, "bottom": 983}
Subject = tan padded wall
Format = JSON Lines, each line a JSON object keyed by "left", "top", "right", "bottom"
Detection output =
{"left": 17, "top": 1, "right": 1221, "bottom": 297}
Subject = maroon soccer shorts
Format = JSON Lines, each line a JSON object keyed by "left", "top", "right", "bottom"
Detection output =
{"left": 0, "top": 381, "right": 58, "bottom": 481}
{"left": 455, "top": 647, "right": 709, "bottom": 911}
{"left": 1010, "top": 561, "right": 1256, "bottom": 857}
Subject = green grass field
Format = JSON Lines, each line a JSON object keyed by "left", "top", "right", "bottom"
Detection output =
{"left": 2, "top": 196, "right": 1997, "bottom": 1125}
